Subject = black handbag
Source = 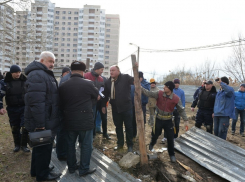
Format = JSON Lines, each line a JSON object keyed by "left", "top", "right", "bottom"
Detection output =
{"left": 29, "top": 130, "right": 53, "bottom": 148}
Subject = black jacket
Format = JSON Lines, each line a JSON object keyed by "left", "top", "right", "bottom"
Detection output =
{"left": 102, "top": 73, "right": 134, "bottom": 113}
{"left": 191, "top": 86, "right": 217, "bottom": 110}
{"left": 24, "top": 61, "right": 60, "bottom": 133}
{"left": 59, "top": 74, "right": 99, "bottom": 131}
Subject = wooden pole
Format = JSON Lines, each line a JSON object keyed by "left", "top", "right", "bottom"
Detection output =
{"left": 85, "top": 58, "right": 90, "bottom": 72}
{"left": 131, "top": 54, "right": 148, "bottom": 165}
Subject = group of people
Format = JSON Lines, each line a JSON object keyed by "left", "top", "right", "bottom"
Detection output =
{"left": 0, "top": 50, "right": 243, "bottom": 181}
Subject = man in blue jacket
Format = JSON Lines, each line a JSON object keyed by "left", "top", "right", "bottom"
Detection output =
{"left": 232, "top": 84, "right": 245, "bottom": 137}
{"left": 131, "top": 72, "right": 150, "bottom": 138}
{"left": 214, "top": 77, "right": 235, "bottom": 140}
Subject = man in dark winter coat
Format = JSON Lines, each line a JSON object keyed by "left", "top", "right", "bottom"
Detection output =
{"left": 0, "top": 65, "right": 29, "bottom": 152}
{"left": 131, "top": 71, "right": 150, "bottom": 138}
{"left": 191, "top": 80, "right": 217, "bottom": 133}
{"left": 102, "top": 65, "right": 134, "bottom": 152}
{"left": 24, "top": 51, "right": 61, "bottom": 181}
{"left": 59, "top": 61, "right": 99, "bottom": 176}
{"left": 84, "top": 62, "right": 111, "bottom": 139}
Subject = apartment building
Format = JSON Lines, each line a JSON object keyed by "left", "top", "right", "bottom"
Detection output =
{"left": 1, "top": 1, "right": 120, "bottom": 76}
{"left": 0, "top": 4, "right": 15, "bottom": 72}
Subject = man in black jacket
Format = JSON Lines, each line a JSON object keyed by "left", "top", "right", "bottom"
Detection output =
{"left": 102, "top": 65, "right": 134, "bottom": 152}
{"left": 191, "top": 80, "right": 217, "bottom": 133}
{"left": 59, "top": 61, "right": 99, "bottom": 176}
{"left": 25, "top": 51, "right": 61, "bottom": 181}
{"left": 0, "top": 65, "right": 29, "bottom": 152}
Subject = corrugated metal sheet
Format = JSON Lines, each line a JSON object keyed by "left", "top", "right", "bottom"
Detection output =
{"left": 174, "top": 127, "right": 245, "bottom": 182}
{"left": 50, "top": 146, "right": 137, "bottom": 182}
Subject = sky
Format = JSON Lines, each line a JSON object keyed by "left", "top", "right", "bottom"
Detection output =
{"left": 50, "top": 0, "right": 245, "bottom": 80}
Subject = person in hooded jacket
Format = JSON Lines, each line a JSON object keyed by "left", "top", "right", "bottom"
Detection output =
{"left": 148, "top": 78, "right": 159, "bottom": 126}
{"left": 0, "top": 65, "right": 30, "bottom": 152}
{"left": 232, "top": 83, "right": 245, "bottom": 136}
{"left": 191, "top": 80, "right": 217, "bottom": 133}
{"left": 213, "top": 77, "right": 235, "bottom": 140}
{"left": 131, "top": 71, "right": 150, "bottom": 138}
{"left": 24, "top": 51, "right": 61, "bottom": 181}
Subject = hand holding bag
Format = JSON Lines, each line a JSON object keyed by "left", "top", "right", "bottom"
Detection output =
{"left": 29, "top": 129, "right": 53, "bottom": 148}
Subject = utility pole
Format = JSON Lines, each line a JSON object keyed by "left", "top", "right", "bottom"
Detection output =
{"left": 131, "top": 54, "right": 148, "bottom": 165}
{"left": 137, "top": 46, "right": 140, "bottom": 63}
{"left": 85, "top": 58, "right": 90, "bottom": 73}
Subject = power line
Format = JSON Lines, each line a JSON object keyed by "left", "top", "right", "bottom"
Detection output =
{"left": 108, "top": 50, "right": 137, "bottom": 68}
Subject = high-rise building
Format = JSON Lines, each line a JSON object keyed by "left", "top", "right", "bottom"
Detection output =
{"left": 0, "top": 4, "right": 15, "bottom": 72}
{"left": 1, "top": 1, "right": 120, "bottom": 76}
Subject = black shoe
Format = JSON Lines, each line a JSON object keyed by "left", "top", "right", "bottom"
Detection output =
{"left": 79, "top": 168, "right": 96, "bottom": 177}
{"left": 69, "top": 163, "right": 79, "bottom": 174}
{"left": 149, "top": 144, "right": 153, "bottom": 151}
{"left": 103, "top": 134, "right": 111, "bottom": 140}
{"left": 37, "top": 172, "right": 62, "bottom": 181}
{"left": 170, "top": 155, "right": 176, "bottom": 163}
{"left": 13, "top": 145, "right": 20, "bottom": 152}
{"left": 114, "top": 146, "right": 123, "bottom": 151}
{"left": 58, "top": 157, "right": 67, "bottom": 161}
{"left": 127, "top": 146, "right": 133, "bottom": 153}
{"left": 31, "top": 166, "right": 55, "bottom": 177}
{"left": 96, "top": 131, "right": 103, "bottom": 134}
{"left": 21, "top": 146, "right": 30, "bottom": 152}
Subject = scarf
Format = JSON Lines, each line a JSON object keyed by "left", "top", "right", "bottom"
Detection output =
{"left": 111, "top": 77, "right": 118, "bottom": 99}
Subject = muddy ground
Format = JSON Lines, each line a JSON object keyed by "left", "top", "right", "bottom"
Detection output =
{"left": 0, "top": 102, "right": 244, "bottom": 182}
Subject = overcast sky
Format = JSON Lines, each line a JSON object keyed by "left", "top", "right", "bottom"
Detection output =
{"left": 51, "top": 0, "right": 245, "bottom": 80}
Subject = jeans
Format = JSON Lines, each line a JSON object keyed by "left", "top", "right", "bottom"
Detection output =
{"left": 95, "top": 111, "right": 102, "bottom": 132}
{"left": 112, "top": 109, "right": 133, "bottom": 147}
{"left": 67, "top": 129, "right": 93, "bottom": 175}
{"left": 151, "top": 118, "right": 175, "bottom": 156}
{"left": 95, "top": 103, "right": 108, "bottom": 135}
{"left": 132, "top": 105, "right": 146, "bottom": 138}
{"left": 214, "top": 116, "right": 230, "bottom": 140}
{"left": 56, "top": 124, "right": 68, "bottom": 159}
{"left": 31, "top": 143, "right": 53, "bottom": 181}
{"left": 232, "top": 108, "right": 245, "bottom": 134}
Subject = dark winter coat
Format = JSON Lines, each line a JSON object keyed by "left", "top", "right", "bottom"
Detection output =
{"left": 102, "top": 73, "right": 134, "bottom": 113}
{"left": 191, "top": 86, "right": 217, "bottom": 110}
{"left": 59, "top": 74, "right": 99, "bottom": 131}
{"left": 24, "top": 61, "right": 60, "bottom": 133}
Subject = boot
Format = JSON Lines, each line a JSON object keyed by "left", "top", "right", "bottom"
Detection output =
{"left": 12, "top": 126, "right": 21, "bottom": 152}
{"left": 20, "top": 127, "right": 30, "bottom": 152}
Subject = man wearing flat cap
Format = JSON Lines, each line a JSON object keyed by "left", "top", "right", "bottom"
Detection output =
{"left": 232, "top": 83, "right": 245, "bottom": 137}
{"left": 191, "top": 80, "right": 217, "bottom": 133}
{"left": 59, "top": 61, "right": 99, "bottom": 176}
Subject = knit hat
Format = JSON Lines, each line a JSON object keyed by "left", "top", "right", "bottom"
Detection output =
{"left": 164, "top": 81, "right": 175, "bottom": 92}
{"left": 10, "top": 65, "right": 21, "bottom": 73}
{"left": 71, "top": 61, "right": 86, "bottom": 71}
{"left": 221, "top": 76, "right": 229, "bottom": 85}
{"left": 62, "top": 67, "right": 70, "bottom": 75}
{"left": 240, "top": 83, "right": 245, "bottom": 88}
{"left": 139, "top": 71, "right": 143, "bottom": 79}
{"left": 93, "top": 62, "right": 104, "bottom": 70}
{"left": 174, "top": 78, "right": 180, "bottom": 84}
{"left": 150, "top": 78, "right": 156, "bottom": 84}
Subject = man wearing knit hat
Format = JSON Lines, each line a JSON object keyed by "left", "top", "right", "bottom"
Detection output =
{"left": 232, "top": 83, "right": 245, "bottom": 137}
{"left": 0, "top": 65, "right": 30, "bottom": 153}
{"left": 148, "top": 78, "right": 159, "bottom": 126}
{"left": 214, "top": 77, "right": 235, "bottom": 140}
{"left": 57, "top": 67, "right": 70, "bottom": 85}
{"left": 59, "top": 61, "right": 99, "bottom": 176}
{"left": 84, "top": 62, "right": 111, "bottom": 139}
{"left": 141, "top": 81, "right": 189, "bottom": 163}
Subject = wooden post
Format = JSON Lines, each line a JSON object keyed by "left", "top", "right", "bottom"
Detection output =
{"left": 131, "top": 54, "right": 148, "bottom": 165}
{"left": 85, "top": 58, "right": 90, "bottom": 72}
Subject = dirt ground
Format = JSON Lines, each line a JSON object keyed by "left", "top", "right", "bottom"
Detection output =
{"left": 0, "top": 102, "right": 245, "bottom": 182}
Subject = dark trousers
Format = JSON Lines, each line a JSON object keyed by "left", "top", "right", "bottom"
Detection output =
{"left": 232, "top": 108, "right": 245, "bottom": 134}
{"left": 151, "top": 118, "right": 175, "bottom": 156}
{"left": 31, "top": 143, "right": 53, "bottom": 181}
{"left": 132, "top": 105, "right": 146, "bottom": 138}
{"left": 95, "top": 102, "right": 108, "bottom": 135}
{"left": 56, "top": 124, "right": 68, "bottom": 159}
{"left": 173, "top": 109, "right": 180, "bottom": 138}
{"left": 92, "top": 105, "right": 97, "bottom": 136}
{"left": 67, "top": 129, "right": 93, "bottom": 175}
{"left": 195, "top": 109, "right": 213, "bottom": 134}
{"left": 112, "top": 109, "right": 133, "bottom": 147}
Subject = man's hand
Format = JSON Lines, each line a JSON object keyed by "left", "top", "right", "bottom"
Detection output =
{"left": 102, "top": 107, "right": 106, "bottom": 114}
{"left": 216, "top": 78, "right": 222, "bottom": 84}
{"left": 191, "top": 107, "right": 194, "bottom": 112}
{"left": 0, "top": 108, "right": 7, "bottom": 115}
{"left": 97, "top": 95, "right": 101, "bottom": 101}
{"left": 184, "top": 121, "right": 189, "bottom": 131}
{"left": 212, "top": 113, "right": 214, "bottom": 118}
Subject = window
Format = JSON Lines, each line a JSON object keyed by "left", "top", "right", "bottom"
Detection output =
{"left": 107, "top": 18, "right": 111, "bottom": 21}
{"left": 67, "top": 44, "right": 70, "bottom": 46}
{"left": 74, "top": 28, "right": 78, "bottom": 31}
{"left": 88, "top": 27, "right": 94, "bottom": 30}
{"left": 63, "top": 11, "right": 66, "bottom": 14}
{"left": 73, "top": 38, "right": 77, "bottom": 41}
{"left": 62, "top": 27, "right": 65, "bottom": 30}
{"left": 105, "top": 61, "right": 109, "bottom": 64}
{"left": 55, "top": 27, "right": 59, "bottom": 30}
{"left": 68, "top": 17, "right": 71, "bottom": 20}
{"left": 55, "top": 22, "right": 59, "bottom": 25}
{"left": 106, "top": 29, "right": 110, "bottom": 32}
{"left": 89, "top": 16, "right": 94, "bottom": 19}
{"left": 62, "top": 38, "right": 65, "bottom": 41}
{"left": 89, "top": 22, "right": 94, "bottom": 24}
{"left": 61, "top": 59, "right": 64, "bottom": 62}
{"left": 62, "top": 33, "right": 65, "bottom": 36}
{"left": 88, "top": 38, "right": 94, "bottom": 41}
{"left": 61, "top": 43, "right": 65, "bottom": 46}
{"left": 106, "top": 34, "right": 110, "bottom": 37}
{"left": 73, "top": 49, "right": 77, "bottom": 52}
{"left": 88, "top": 33, "right": 94, "bottom": 35}
{"left": 68, "top": 11, "right": 71, "bottom": 14}
{"left": 88, "top": 44, "right": 93, "bottom": 46}
{"left": 75, "top": 12, "right": 79, "bottom": 15}
{"left": 106, "top": 45, "right": 110, "bottom": 48}
{"left": 55, "top": 43, "right": 58, "bottom": 46}
{"left": 67, "top": 38, "right": 70, "bottom": 41}
{"left": 67, "top": 33, "right": 71, "bottom": 36}
{"left": 105, "top": 51, "right": 109, "bottom": 54}
{"left": 62, "top": 22, "right": 65, "bottom": 25}
{"left": 106, "top": 40, "right": 110, "bottom": 43}
{"left": 89, "top": 9, "right": 95, "bottom": 13}
{"left": 56, "top": 11, "right": 59, "bottom": 14}
{"left": 105, "top": 56, "right": 109, "bottom": 59}
{"left": 73, "top": 33, "right": 77, "bottom": 36}
{"left": 67, "top": 27, "right": 71, "bottom": 30}
{"left": 74, "top": 17, "right": 78, "bottom": 20}
{"left": 61, "top": 54, "right": 64, "bottom": 57}
{"left": 61, "top": 49, "right": 64, "bottom": 52}
{"left": 68, "top": 22, "right": 71, "bottom": 25}
{"left": 54, "top": 38, "right": 59, "bottom": 41}
{"left": 67, "top": 49, "right": 70, "bottom": 52}
{"left": 55, "top": 16, "right": 59, "bottom": 19}
{"left": 73, "top": 44, "right": 77, "bottom": 47}
{"left": 62, "top": 16, "right": 66, "bottom": 20}
{"left": 66, "top": 54, "right": 70, "bottom": 57}
{"left": 74, "top": 22, "right": 78, "bottom": 25}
